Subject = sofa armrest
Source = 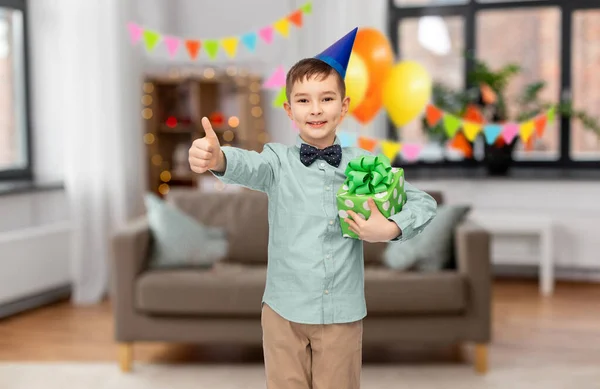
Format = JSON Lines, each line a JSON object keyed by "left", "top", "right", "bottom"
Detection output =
{"left": 109, "top": 217, "right": 151, "bottom": 339}
{"left": 454, "top": 220, "right": 492, "bottom": 342}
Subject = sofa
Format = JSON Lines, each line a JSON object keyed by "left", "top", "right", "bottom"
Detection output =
{"left": 109, "top": 188, "right": 491, "bottom": 374}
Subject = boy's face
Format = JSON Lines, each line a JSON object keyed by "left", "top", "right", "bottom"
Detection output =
{"left": 284, "top": 73, "right": 350, "bottom": 149}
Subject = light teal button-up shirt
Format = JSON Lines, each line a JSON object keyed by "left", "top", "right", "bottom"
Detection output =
{"left": 211, "top": 134, "right": 437, "bottom": 325}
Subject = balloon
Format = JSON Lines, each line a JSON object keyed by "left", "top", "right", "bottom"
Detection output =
{"left": 351, "top": 28, "right": 395, "bottom": 124}
{"left": 382, "top": 61, "right": 432, "bottom": 128}
{"left": 344, "top": 52, "right": 369, "bottom": 114}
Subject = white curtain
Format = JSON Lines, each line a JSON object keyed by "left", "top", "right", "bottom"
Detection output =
{"left": 60, "top": 0, "right": 145, "bottom": 304}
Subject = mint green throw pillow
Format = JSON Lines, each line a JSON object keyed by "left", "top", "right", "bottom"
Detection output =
{"left": 145, "top": 193, "right": 228, "bottom": 269}
{"left": 383, "top": 205, "right": 470, "bottom": 271}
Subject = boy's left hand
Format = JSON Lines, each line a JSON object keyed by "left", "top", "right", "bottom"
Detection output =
{"left": 345, "top": 198, "right": 401, "bottom": 243}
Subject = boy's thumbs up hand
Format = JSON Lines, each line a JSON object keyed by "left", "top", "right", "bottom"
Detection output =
{"left": 189, "top": 117, "right": 224, "bottom": 173}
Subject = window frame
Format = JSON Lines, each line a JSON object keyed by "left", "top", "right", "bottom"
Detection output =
{"left": 387, "top": 0, "right": 600, "bottom": 170}
{"left": 0, "top": 0, "right": 33, "bottom": 181}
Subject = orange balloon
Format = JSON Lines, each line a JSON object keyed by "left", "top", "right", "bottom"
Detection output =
{"left": 351, "top": 28, "right": 394, "bottom": 124}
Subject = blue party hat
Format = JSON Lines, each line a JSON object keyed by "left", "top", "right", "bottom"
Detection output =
{"left": 314, "top": 27, "right": 358, "bottom": 79}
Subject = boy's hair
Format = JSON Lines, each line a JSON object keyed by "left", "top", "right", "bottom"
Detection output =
{"left": 285, "top": 58, "right": 346, "bottom": 102}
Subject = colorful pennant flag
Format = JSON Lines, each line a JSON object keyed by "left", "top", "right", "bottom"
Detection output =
{"left": 163, "top": 36, "right": 180, "bottom": 57}
{"left": 519, "top": 120, "right": 535, "bottom": 143}
{"left": 288, "top": 10, "right": 304, "bottom": 27}
{"left": 358, "top": 137, "right": 378, "bottom": 152}
{"left": 483, "top": 124, "right": 502, "bottom": 145}
{"left": 274, "top": 18, "right": 290, "bottom": 37}
{"left": 204, "top": 40, "right": 219, "bottom": 59}
{"left": 241, "top": 32, "right": 258, "bottom": 52}
{"left": 380, "top": 140, "right": 402, "bottom": 161}
{"left": 301, "top": 2, "right": 312, "bottom": 14}
{"left": 259, "top": 26, "right": 274, "bottom": 44}
{"left": 534, "top": 114, "right": 548, "bottom": 137}
{"left": 443, "top": 114, "right": 462, "bottom": 138}
{"left": 463, "top": 121, "right": 482, "bottom": 142}
{"left": 185, "top": 40, "right": 201, "bottom": 60}
{"left": 127, "top": 22, "right": 143, "bottom": 44}
{"left": 401, "top": 144, "right": 422, "bottom": 162}
{"left": 426, "top": 104, "right": 443, "bottom": 127}
{"left": 143, "top": 30, "right": 161, "bottom": 51}
{"left": 263, "top": 65, "right": 286, "bottom": 89}
{"left": 502, "top": 123, "right": 519, "bottom": 144}
{"left": 221, "top": 37, "right": 239, "bottom": 58}
{"left": 338, "top": 132, "right": 358, "bottom": 148}
{"left": 272, "top": 87, "right": 287, "bottom": 108}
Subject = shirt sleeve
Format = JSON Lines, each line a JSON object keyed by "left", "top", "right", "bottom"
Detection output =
{"left": 387, "top": 180, "right": 437, "bottom": 242}
{"left": 209, "top": 144, "right": 280, "bottom": 193}
{"left": 353, "top": 148, "right": 437, "bottom": 242}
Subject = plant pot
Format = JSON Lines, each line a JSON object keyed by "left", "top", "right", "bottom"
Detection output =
{"left": 483, "top": 141, "right": 516, "bottom": 176}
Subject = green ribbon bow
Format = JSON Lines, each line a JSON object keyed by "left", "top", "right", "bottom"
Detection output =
{"left": 343, "top": 154, "right": 394, "bottom": 195}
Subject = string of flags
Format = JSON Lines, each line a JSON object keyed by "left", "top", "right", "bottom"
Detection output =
{"left": 127, "top": 2, "right": 312, "bottom": 60}
{"left": 426, "top": 103, "right": 556, "bottom": 145}
{"left": 337, "top": 131, "right": 421, "bottom": 162}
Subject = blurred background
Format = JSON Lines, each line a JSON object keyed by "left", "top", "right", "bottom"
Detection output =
{"left": 1, "top": 0, "right": 599, "bottom": 387}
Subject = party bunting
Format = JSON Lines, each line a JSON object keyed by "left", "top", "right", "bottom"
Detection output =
{"left": 272, "top": 88, "right": 287, "bottom": 108}
{"left": 463, "top": 121, "right": 482, "bottom": 142}
{"left": 443, "top": 114, "right": 462, "bottom": 138}
{"left": 263, "top": 65, "right": 286, "bottom": 89}
{"left": 143, "top": 30, "right": 161, "bottom": 51}
{"left": 519, "top": 120, "right": 535, "bottom": 143}
{"left": 127, "top": 2, "right": 312, "bottom": 60}
{"left": 358, "top": 137, "right": 378, "bottom": 152}
{"left": 338, "top": 132, "right": 358, "bottom": 148}
{"left": 221, "top": 37, "right": 239, "bottom": 58}
{"left": 274, "top": 18, "right": 290, "bottom": 37}
{"left": 380, "top": 140, "right": 402, "bottom": 162}
{"left": 185, "top": 40, "right": 201, "bottom": 60}
{"left": 429, "top": 103, "right": 555, "bottom": 145}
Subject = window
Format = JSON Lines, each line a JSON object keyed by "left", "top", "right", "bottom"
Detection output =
{"left": 0, "top": 0, "right": 31, "bottom": 180}
{"left": 388, "top": 0, "right": 600, "bottom": 169}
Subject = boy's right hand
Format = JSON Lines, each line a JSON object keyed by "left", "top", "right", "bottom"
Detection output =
{"left": 189, "top": 117, "right": 224, "bottom": 173}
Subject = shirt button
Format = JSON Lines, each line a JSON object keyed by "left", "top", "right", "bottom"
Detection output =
{"left": 326, "top": 254, "right": 331, "bottom": 259}
{"left": 324, "top": 290, "right": 329, "bottom": 294}
{"left": 320, "top": 162, "right": 325, "bottom": 168}
{"left": 329, "top": 220, "right": 334, "bottom": 225}
{"left": 325, "top": 186, "right": 330, "bottom": 191}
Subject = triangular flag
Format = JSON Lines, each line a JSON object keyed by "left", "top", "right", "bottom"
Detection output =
{"left": 241, "top": 32, "right": 258, "bottom": 52}
{"left": 127, "top": 22, "right": 143, "bottom": 44}
{"left": 463, "top": 121, "right": 482, "bottom": 142}
{"left": 547, "top": 106, "right": 556, "bottom": 124}
{"left": 143, "top": 30, "right": 161, "bottom": 52}
{"left": 338, "top": 132, "right": 358, "bottom": 148}
{"left": 358, "top": 136, "right": 378, "bottom": 152}
{"left": 426, "top": 104, "right": 443, "bottom": 126}
{"left": 483, "top": 124, "right": 502, "bottom": 145}
{"left": 301, "top": 2, "right": 313, "bottom": 14}
{"left": 274, "top": 18, "right": 290, "bottom": 38}
{"left": 204, "top": 40, "right": 219, "bottom": 59}
{"left": 185, "top": 40, "right": 201, "bottom": 60}
{"left": 502, "top": 123, "right": 519, "bottom": 144}
{"left": 221, "top": 37, "right": 239, "bottom": 58}
{"left": 259, "top": 26, "right": 274, "bottom": 44}
{"left": 401, "top": 144, "right": 422, "bottom": 162}
{"left": 263, "top": 65, "right": 286, "bottom": 89}
{"left": 380, "top": 140, "right": 402, "bottom": 162}
{"left": 272, "top": 87, "right": 287, "bottom": 107}
{"left": 519, "top": 120, "right": 535, "bottom": 142}
{"left": 443, "top": 114, "right": 462, "bottom": 138}
{"left": 163, "top": 36, "right": 180, "bottom": 58}
{"left": 288, "top": 10, "right": 303, "bottom": 27}
{"left": 534, "top": 114, "right": 548, "bottom": 138}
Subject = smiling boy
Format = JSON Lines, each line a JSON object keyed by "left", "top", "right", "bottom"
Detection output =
{"left": 189, "top": 28, "right": 437, "bottom": 389}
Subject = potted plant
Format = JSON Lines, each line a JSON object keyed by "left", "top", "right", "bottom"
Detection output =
{"left": 423, "top": 57, "right": 600, "bottom": 175}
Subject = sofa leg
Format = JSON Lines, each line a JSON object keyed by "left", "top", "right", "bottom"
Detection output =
{"left": 119, "top": 343, "right": 133, "bottom": 372}
{"left": 474, "top": 343, "right": 488, "bottom": 374}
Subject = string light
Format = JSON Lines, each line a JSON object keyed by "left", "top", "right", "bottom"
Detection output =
{"left": 143, "top": 133, "right": 155, "bottom": 145}
{"left": 251, "top": 106, "right": 263, "bottom": 118}
{"left": 204, "top": 68, "right": 215, "bottom": 79}
{"left": 142, "top": 95, "right": 153, "bottom": 106}
{"left": 158, "top": 184, "right": 170, "bottom": 195}
{"left": 151, "top": 155, "right": 163, "bottom": 166}
{"left": 142, "top": 108, "right": 153, "bottom": 119}
{"left": 223, "top": 130, "right": 235, "bottom": 142}
{"left": 249, "top": 93, "right": 260, "bottom": 105}
{"left": 228, "top": 116, "right": 239, "bottom": 128}
{"left": 160, "top": 170, "right": 172, "bottom": 182}
{"left": 226, "top": 66, "right": 237, "bottom": 76}
{"left": 250, "top": 81, "right": 260, "bottom": 92}
{"left": 143, "top": 83, "right": 154, "bottom": 93}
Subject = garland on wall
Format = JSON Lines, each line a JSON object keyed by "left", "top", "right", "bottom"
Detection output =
{"left": 426, "top": 103, "right": 556, "bottom": 145}
{"left": 127, "top": 2, "right": 312, "bottom": 60}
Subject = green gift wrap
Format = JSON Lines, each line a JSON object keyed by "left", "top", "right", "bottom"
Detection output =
{"left": 336, "top": 154, "right": 406, "bottom": 239}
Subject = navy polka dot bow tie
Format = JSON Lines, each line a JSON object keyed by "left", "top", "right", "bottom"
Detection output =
{"left": 299, "top": 143, "right": 342, "bottom": 168}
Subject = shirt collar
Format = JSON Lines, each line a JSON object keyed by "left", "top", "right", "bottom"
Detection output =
{"left": 295, "top": 134, "right": 341, "bottom": 149}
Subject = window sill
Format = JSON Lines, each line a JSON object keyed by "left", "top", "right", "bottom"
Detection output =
{"left": 0, "top": 181, "right": 64, "bottom": 197}
{"left": 403, "top": 166, "right": 600, "bottom": 181}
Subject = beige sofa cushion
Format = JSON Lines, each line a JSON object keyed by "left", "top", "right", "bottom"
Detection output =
{"left": 135, "top": 263, "right": 467, "bottom": 317}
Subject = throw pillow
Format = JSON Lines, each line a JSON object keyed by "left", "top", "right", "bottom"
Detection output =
{"left": 383, "top": 205, "right": 471, "bottom": 271}
{"left": 144, "top": 193, "right": 228, "bottom": 269}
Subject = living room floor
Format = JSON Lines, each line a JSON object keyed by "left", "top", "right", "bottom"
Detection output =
{"left": 1, "top": 278, "right": 599, "bottom": 368}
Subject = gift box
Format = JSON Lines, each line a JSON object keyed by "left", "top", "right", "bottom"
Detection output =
{"left": 336, "top": 154, "right": 406, "bottom": 239}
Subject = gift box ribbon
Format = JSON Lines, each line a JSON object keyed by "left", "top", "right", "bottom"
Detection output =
{"left": 343, "top": 155, "right": 394, "bottom": 195}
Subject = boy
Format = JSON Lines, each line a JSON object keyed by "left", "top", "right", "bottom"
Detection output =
{"left": 189, "top": 27, "right": 437, "bottom": 389}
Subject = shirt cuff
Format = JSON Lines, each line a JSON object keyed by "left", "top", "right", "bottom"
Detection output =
{"left": 388, "top": 211, "right": 416, "bottom": 242}
{"left": 209, "top": 147, "right": 239, "bottom": 183}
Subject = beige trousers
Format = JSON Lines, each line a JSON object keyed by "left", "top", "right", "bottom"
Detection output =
{"left": 261, "top": 303, "right": 363, "bottom": 389}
